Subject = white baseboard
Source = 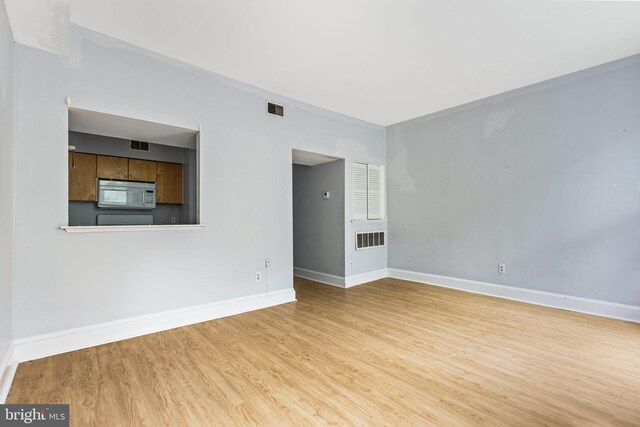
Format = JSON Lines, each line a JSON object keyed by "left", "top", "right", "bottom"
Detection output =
{"left": 388, "top": 269, "right": 640, "bottom": 323}
{"left": 345, "top": 268, "right": 389, "bottom": 288}
{"left": 0, "top": 343, "right": 16, "bottom": 403}
{"left": 294, "top": 267, "right": 345, "bottom": 287}
{"left": 294, "top": 267, "right": 389, "bottom": 289}
{"left": 11, "top": 288, "right": 296, "bottom": 365}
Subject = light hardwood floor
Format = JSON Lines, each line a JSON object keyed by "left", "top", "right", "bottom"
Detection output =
{"left": 7, "top": 277, "right": 640, "bottom": 426}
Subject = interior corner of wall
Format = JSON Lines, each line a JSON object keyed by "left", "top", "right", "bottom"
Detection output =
{"left": 4, "top": 0, "right": 70, "bottom": 56}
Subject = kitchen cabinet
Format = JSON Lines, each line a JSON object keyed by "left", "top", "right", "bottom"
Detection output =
{"left": 69, "top": 153, "right": 183, "bottom": 204}
{"left": 128, "top": 159, "right": 156, "bottom": 182}
{"left": 69, "top": 152, "right": 97, "bottom": 201}
{"left": 97, "top": 155, "right": 129, "bottom": 180}
{"left": 156, "top": 162, "right": 183, "bottom": 204}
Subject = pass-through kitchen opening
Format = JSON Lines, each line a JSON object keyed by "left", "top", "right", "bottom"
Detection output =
{"left": 67, "top": 108, "right": 199, "bottom": 227}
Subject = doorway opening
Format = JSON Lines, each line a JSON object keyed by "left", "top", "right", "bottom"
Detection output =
{"left": 292, "top": 149, "right": 345, "bottom": 287}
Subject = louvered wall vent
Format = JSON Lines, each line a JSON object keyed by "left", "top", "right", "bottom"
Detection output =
{"left": 356, "top": 231, "right": 385, "bottom": 250}
{"left": 130, "top": 140, "right": 150, "bottom": 152}
{"left": 267, "top": 102, "right": 284, "bottom": 117}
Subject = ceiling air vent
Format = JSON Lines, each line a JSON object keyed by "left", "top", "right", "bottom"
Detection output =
{"left": 356, "top": 231, "right": 385, "bottom": 250}
{"left": 267, "top": 102, "right": 284, "bottom": 117}
{"left": 130, "top": 140, "right": 150, "bottom": 152}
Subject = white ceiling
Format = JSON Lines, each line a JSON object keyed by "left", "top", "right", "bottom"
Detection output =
{"left": 292, "top": 149, "right": 341, "bottom": 167}
{"left": 7, "top": 1, "right": 640, "bottom": 125}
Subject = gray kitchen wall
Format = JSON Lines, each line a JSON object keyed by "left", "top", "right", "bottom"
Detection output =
{"left": 0, "top": 1, "right": 13, "bottom": 367}
{"left": 68, "top": 131, "right": 193, "bottom": 225}
{"left": 387, "top": 54, "right": 640, "bottom": 306}
{"left": 181, "top": 148, "right": 198, "bottom": 224}
{"left": 293, "top": 161, "right": 345, "bottom": 277}
{"left": 12, "top": 26, "right": 385, "bottom": 338}
{"left": 68, "top": 203, "right": 180, "bottom": 227}
{"left": 69, "top": 131, "right": 193, "bottom": 162}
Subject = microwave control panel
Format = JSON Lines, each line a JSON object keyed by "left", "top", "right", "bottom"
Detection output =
{"left": 145, "top": 190, "right": 155, "bottom": 204}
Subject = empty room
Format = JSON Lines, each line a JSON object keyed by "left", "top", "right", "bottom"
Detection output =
{"left": 1, "top": 1, "right": 639, "bottom": 426}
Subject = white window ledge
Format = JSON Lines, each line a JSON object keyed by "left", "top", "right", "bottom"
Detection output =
{"left": 351, "top": 219, "right": 388, "bottom": 223}
{"left": 60, "top": 224, "right": 205, "bottom": 233}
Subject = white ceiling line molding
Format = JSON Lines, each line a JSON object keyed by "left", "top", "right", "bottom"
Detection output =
{"left": 68, "top": 1, "right": 640, "bottom": 125}
{"left": 5, "top": 1, "right": 640, "bottom": 124}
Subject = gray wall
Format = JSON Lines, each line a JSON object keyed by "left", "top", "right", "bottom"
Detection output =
{"left": 293, "top": 161, "right": 345, "bottom": 277}
{"left": 387, "top": 55, "right": 640, "bottom": 306}
{"left": 68, "top": 131, "right": 193, "bottom": 226}
{"left": 69, "top": 131, "right": 193, "bottom": 162}
{"left": 12, "top": 26, "right": 385, "bottom": 338}
{"left": 181, "top": 148, "right": 198, "bottom": 224}
{"left": 0, "top": 1, "right": 13, "bottom": 365}
{"left": 68, "top": 203, "right": 180, "bottom": 227}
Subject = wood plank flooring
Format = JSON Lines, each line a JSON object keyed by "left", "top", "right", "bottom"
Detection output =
{"left": 7, "top": 277, "right": 640, "bottom": 426}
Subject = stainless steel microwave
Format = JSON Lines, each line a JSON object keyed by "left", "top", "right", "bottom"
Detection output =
{"left": 97, "top": 179, "right": 156, "bottom": 209}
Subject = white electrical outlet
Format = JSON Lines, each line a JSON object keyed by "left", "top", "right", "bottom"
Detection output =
{"left": 498, "top": 263, "right": 506, "bottom": 274}
{"left": 349, "top": 261, "right": 354, "bottom": 268}
{"left": 170, "top": 217, "right": 177, "bottom": 224}
{"left": 256, "top": 272, "right": 262, "bottom": 281}
{"left": 265, "top": 258, "right": 272, "bottom": 268}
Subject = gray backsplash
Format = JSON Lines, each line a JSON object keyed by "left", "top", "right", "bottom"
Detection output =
{"left": 69, "top": 201, "right": 181, "bottom": 226}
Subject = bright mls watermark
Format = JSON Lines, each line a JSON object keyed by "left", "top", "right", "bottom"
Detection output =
{"left": 0, "top": 405, "right": 69, "bottom": 426}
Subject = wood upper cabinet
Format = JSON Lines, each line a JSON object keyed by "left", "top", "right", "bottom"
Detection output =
{"left": 69, "top": 152, "right": 97, "bottom": 201}
{"left": 156, "top": 162, "right": 183, "bottom": 204}
{"left": 128, "top": 159, "right": 157, "bottom": 182}
{"left": 69, "top": 153, "right": 183, "bottom": 204}
{"left": 97, "top": 155, "right": 129, "bottom": 180}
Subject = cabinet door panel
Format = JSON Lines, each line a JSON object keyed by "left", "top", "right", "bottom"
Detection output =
{"left": 97, "top": 155, "right": 129, "bottom": 180}
{"left": 69, "top": 153, "right": 97, "bottom": 201}
{"left": 128, "top": 159, "right": 157, "bottom": 182}
{"left": 157, "top": 162, "right": 183, "bottom": 204}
